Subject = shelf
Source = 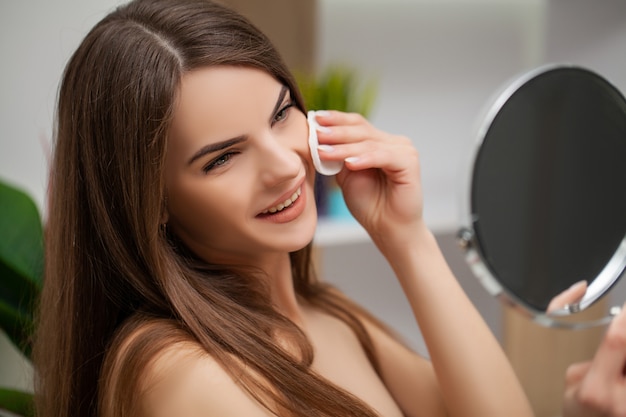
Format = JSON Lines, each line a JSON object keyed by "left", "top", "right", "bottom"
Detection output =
{"left": 314, "top": 214, "right": 459, "bottom": 247}
{"left": 314, "top": 170, "right": 462, "bottom": 247}
{"left": 314, "top": 217, "right": 370, "bottom": 247}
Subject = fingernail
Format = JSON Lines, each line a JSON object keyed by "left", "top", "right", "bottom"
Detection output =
{"left": 317, "top": 144, "right": 334, "bottom": 152}
{"left": 315, "top": 110, "right": 331, "bottom": 117}
{"left": 316, "top": 125, "right": 332, "bottom": 134}
{"left": 344, "top": 156, "right": 359, "bottom": 164}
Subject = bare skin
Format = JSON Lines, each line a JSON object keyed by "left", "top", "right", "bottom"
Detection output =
{"left": 140, "top": 305, "right": 430, "bottom": 417}
{"left": 128, "top": 66, "right": 534, "bottom": 417}
{"left": 562, "top": 302, "right": 626, "bottom": 417}
{"left": 547, "top": 280, "right": 588, "bottom": 314}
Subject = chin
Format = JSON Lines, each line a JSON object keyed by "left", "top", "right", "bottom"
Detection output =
{"left": 289, "top": 209, "right": 318, "bottom": 252}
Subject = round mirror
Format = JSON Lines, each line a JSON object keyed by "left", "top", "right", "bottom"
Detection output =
{"left": 458, "top": 64, "right": 626, "bottom": 328}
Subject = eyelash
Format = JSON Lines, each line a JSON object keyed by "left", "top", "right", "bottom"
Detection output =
{"left": 202, "top": 151, "right": 238, "bottom": 173}
{"left": 202, "top": 99, "right": 294, "bottom": 173}
{"left": 272, "top": 101, "right": 294, "bottom": 125}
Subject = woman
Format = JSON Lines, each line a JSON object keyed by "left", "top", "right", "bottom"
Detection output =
{"left": 33, "top": 0, "right": 534, "bottom": 416}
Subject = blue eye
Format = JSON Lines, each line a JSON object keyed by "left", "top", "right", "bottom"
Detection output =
{"left": 203, "top": 152, "right": 234, "bottom": 173}
{"left": 273, "top": 102, "right": 294, "bottom": 124}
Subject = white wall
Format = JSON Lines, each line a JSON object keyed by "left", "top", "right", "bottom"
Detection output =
{"left": 0, "top": 0, "right": 125, "bottom": 211}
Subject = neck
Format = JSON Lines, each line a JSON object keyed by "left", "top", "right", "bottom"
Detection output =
{"left": 261, "top": 252, "right": 304, "bottom": 326}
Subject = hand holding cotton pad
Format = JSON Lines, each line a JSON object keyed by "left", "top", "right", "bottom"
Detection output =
{"left": 308, "top": 110, "right": 343, "bottom": 176}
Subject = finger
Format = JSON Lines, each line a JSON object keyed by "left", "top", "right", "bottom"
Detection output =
{"left": 582, "top": 302, "right": 626, "bottom": 389}
{"left": 566, "top": 304, "right": 626, "bottom": 416}
{"left": 562, "top": 362, "right": 606, "bottom": 417}
{"left": 547, "top": 280, "right": 587, "bottom": 313}
{"left": 313, "top": 110, "right": 368, "bottom": 127}
{"left": 317, "top": 133, "right": 412, "bottom": 162}
{"left": 342, "top": 145, "right": 414, "bottom": 171}
{"left": 314, "top": 123, "right": 389, "bottom": 147}
{"left": 315, "top": 141, "right": 376, "bottom": 164}
{"left": 593, "top": 302, "right": 626, "bottom": 373}
{"left": 318, "top": 139, "right": 417, "bottom": 179}
{"left": 565, "top": 361, "right": 592, "bottom": 387}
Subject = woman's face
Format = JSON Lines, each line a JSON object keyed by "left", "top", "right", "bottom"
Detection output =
{"left": 164, "top": 66, "right": 317, "bottom": 266}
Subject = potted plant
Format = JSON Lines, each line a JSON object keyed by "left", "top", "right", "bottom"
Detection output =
{"left": 296, "top": 65, "right": 378, "bottom": 219}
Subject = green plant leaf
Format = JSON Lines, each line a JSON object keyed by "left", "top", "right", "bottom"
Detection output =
{"left": 0, "top": 387, "right": 34, "bottom": 417}
{"left": 0, "top": 300, "right": 33, "bottom": 359}
{"left": 0, "top": 180, "right": 43, "bottom": 359}
{"left": 0, "top": 181, "right": 44, "bottom": 288}
{"left": 295, "top": 65, "right": 378, "bottom": 118}
{"left": 356, "top": 78, "right": 378, "bottom": 119}
{"left": 0, "top": 256, "right": 38, "bottom": 318}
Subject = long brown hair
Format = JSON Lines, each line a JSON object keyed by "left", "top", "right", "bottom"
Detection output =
{"left": 34, "top": 1, "right": 388, "bottom": 416}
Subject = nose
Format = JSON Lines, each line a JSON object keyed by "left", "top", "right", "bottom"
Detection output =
{"left": 256, "top": 130, "right": 303, "bottom": 187}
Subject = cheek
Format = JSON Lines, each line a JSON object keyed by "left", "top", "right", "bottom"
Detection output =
{"left": 289, "top": 111, "right": 315, "bottom": 173}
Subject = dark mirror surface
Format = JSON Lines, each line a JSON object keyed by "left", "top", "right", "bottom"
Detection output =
{"left": 471, "top": 66, "right": 626, "bottom": 312}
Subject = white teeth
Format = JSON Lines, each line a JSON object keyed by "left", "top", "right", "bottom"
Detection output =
{"left": 263, "top": 187, "right": 302, "bottom": 214}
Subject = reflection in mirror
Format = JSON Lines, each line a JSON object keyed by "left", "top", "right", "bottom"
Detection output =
{"left": 459, "top": 64, "right": 626, "bottom": 327}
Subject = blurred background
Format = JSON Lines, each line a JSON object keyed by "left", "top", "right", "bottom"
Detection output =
{"left": 1, "top": 1, "right": 626, "bottom": 416}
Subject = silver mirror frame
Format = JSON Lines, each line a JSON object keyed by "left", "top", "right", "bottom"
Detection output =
{"left": 458, "top": 63, "right": 625, "bottom": 329}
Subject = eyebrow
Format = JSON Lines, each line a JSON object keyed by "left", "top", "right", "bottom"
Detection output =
{"left": 186, "top": 85, "right": 290, "bottom": 166}
{"left": 187, "top": 136, "right": 247, "bottom": 166}
{"left": 269, "top": 85, "right": 289, "bottom": 124}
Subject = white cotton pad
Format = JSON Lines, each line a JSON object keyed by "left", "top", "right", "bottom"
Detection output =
{"left": 307, "top": 110, "right": 343, "bottom": 176}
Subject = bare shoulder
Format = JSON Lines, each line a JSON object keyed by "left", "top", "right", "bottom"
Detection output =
{"left": 141, "top": 340, "right": 273, "bottom": 417}
{"left": 99, "top": 316, "right": 273, "bottom": 417}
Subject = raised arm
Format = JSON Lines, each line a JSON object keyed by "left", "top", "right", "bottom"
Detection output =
{"left": 314, "top": 110, "right": 534, "bottom": 417}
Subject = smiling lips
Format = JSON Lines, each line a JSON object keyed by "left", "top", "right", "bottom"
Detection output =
{"left": 261, "top": 187, "right": 302, "bottom": 215}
